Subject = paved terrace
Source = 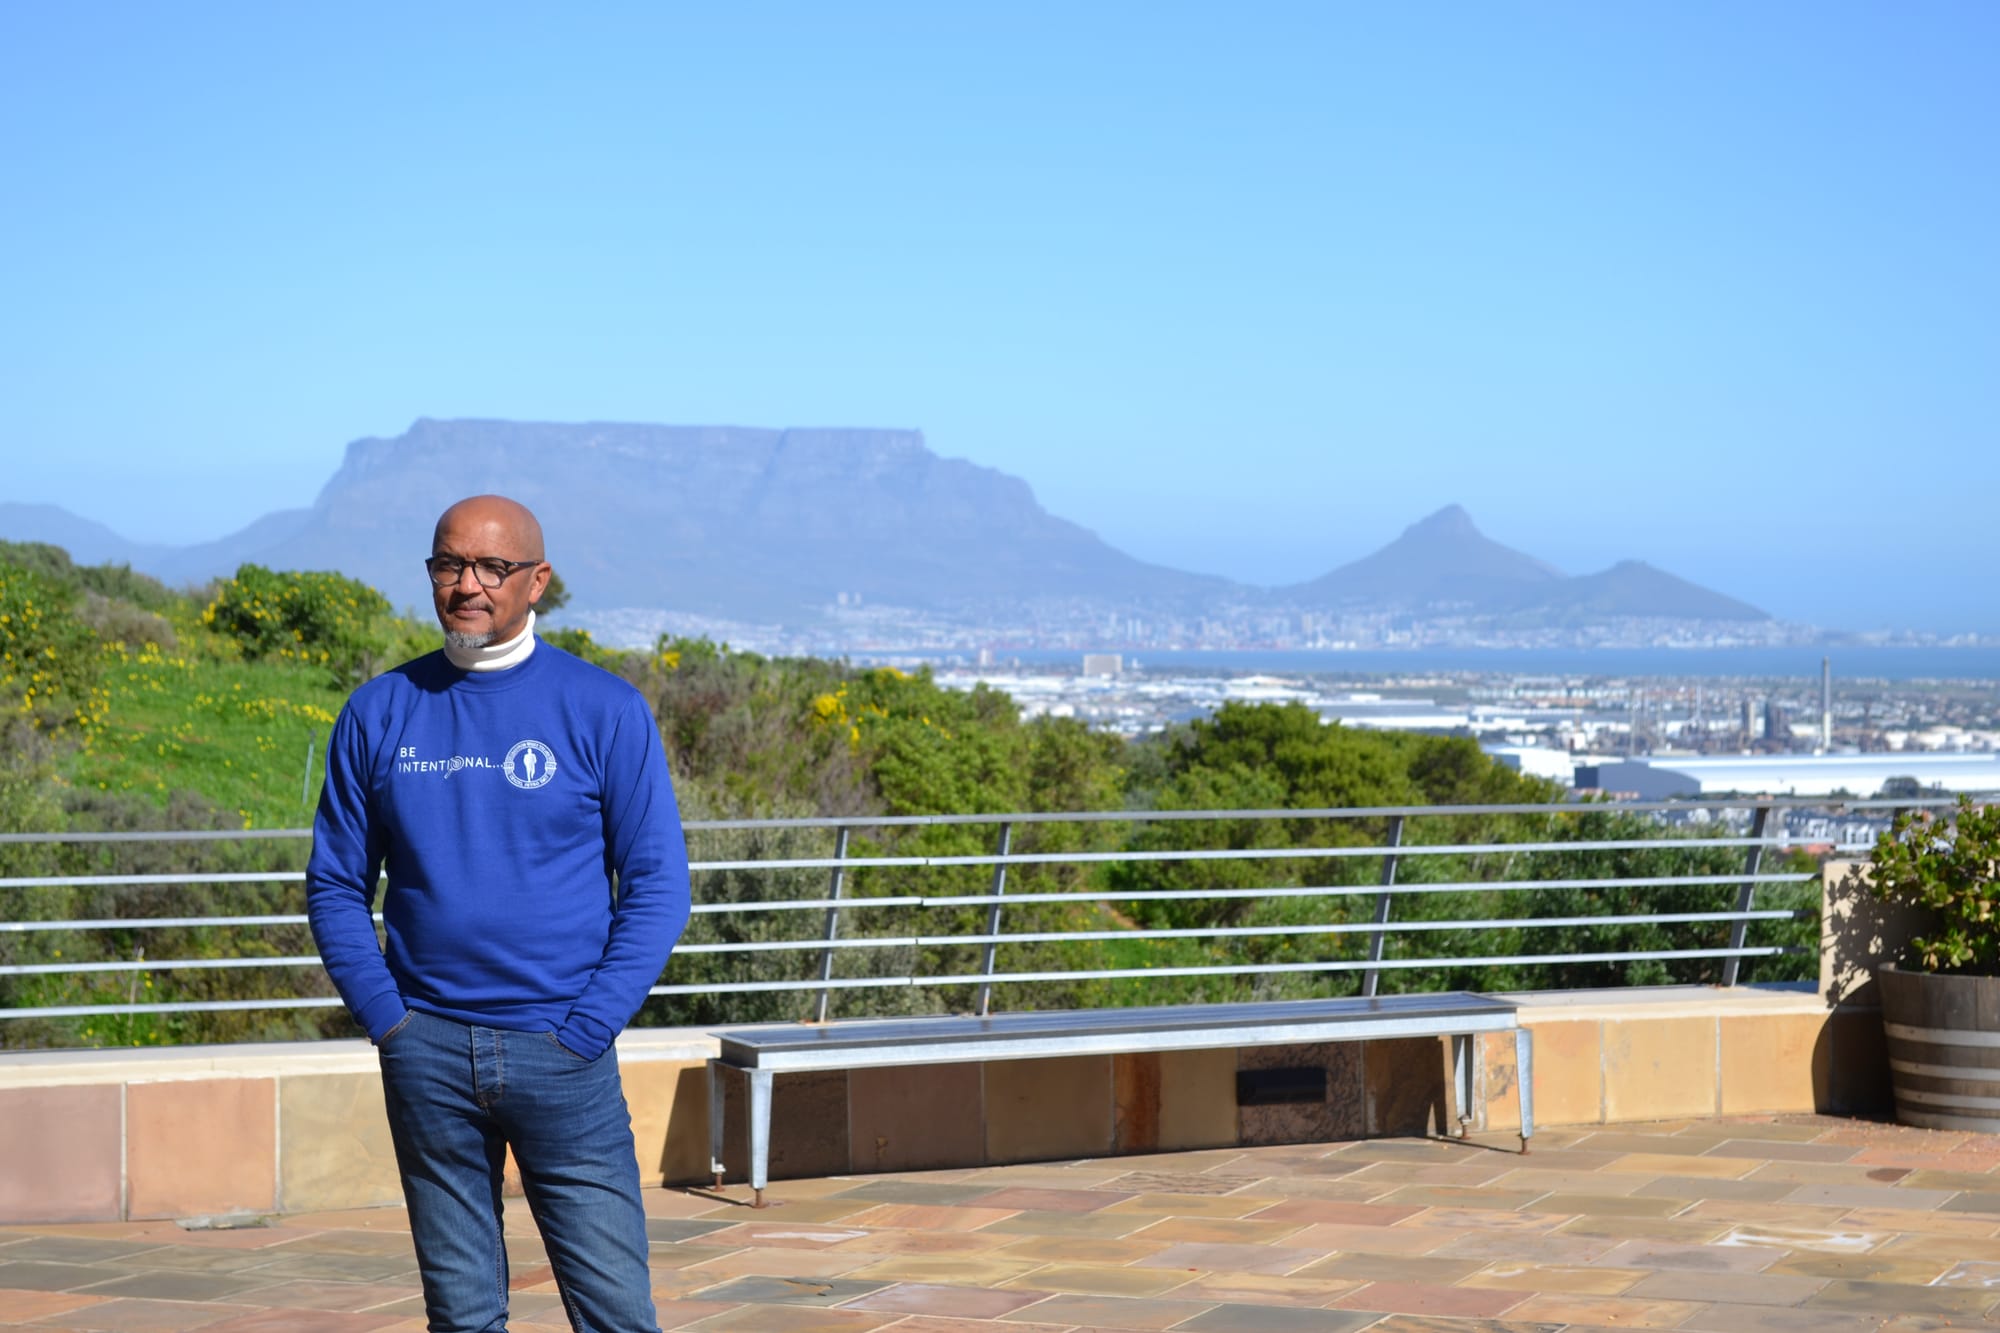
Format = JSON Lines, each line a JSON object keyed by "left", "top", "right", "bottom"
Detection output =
{"left": 3, "top": 1114, "right": 1997, "bottom": 1332}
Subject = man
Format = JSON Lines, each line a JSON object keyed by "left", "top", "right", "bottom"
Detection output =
{"left": 308, "top": 494, "right": 690, "bottom": 1333}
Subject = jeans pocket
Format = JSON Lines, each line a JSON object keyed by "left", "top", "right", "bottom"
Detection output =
{"left": 377, "top": 1010, "right": 416, "bottom": 1047}
{"left": 545, "top": 1032, "right": 590, "bottom": 1061}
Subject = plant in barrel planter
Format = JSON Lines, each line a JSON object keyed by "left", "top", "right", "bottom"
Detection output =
{"left": 1866, "top": 794, "right": 2000, "bottom": 1131}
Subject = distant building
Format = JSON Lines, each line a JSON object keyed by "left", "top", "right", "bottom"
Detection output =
{"left": 1575, "top": 753, "right": 2000, "bottom": 799}
{"left": 1081, "top": 653, "right": 1123, "bottom": 677}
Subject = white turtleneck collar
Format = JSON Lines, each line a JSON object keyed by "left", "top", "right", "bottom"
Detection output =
{"left": 444, "top": 610, "right": 538, "bottom": 672}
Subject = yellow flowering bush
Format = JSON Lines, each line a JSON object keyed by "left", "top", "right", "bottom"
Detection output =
{"left": 202, "top": 564, "right": 395, "bottom": 686}
{"left": 0, "top": 560, "right": 106, "bottom": 733}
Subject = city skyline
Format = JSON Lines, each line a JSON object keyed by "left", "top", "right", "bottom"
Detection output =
{"left": 3, "top": 4, "right": 1995, "bottom": 632}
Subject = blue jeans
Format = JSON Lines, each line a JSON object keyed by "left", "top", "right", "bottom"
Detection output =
{"left": 377, "top": 1010, "right": 659, "bottom": 1333}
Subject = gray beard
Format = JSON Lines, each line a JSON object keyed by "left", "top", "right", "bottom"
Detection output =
{"left": 444, "top": 630, "right": 495, "bottom": 651}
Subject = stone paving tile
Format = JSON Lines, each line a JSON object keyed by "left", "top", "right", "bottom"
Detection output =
{"left": 1162, "top": 1269, "right": 1366, "bottom": 1306}
{"left": 1671, "top": 1306, "right": 1886, "bottom": 1333}
{"left": 1425, "top": 1228, "right": 1623, "bottom": 1264}
{"left": 52, "top": 1270, "right": 272, "bottom": 1303}
{"left": 1762, "top": 1249, "right": 1955, "bottom": 1282}
{"left": 826, "top": 1230, "right": 1017, "bottom": 1258}
{"left": 647, "top": 1218, "right": 738, "bottom": 1243}
{"left": 1329, "top": 1278, "right": 1530, "bottom": 1317}
{"left": 0, "top": 1261, "right": 127, "bottom": 1291}
{"left": 1241, "top": 1198, "right": 1424, "bottom": 1226}
{"left": 675, "top": 1247, "right": 880, "bottom": 1280}
{"left": 1700, "top": 1139, "right": 1862, "bottom": 1163}
{"left": 974, "top": 1209, "right": 1158, "bottom": 1239}
{"left": 831, "top": 1182, "right": 1000, "bottom": 1207}
{"left": 0, "top": 1238, "right": 171, "bottom": 1265}
{"left": 234, "top": 1250, "right": 418, "bottom": 1282}
{"left": 0, "top": 1289, "right": 108, "bottom": 1322}
{"left": 994, "top": 1261, "right": 1197, "bottom": 1297}
{"left": 198, "top": 1313, "right": 412, "bottom": 1332}
{"left": 837, "top": 1254, "right": 1049, "bottom": 1286}
{"left": 1503, "top": 1291, "right": 1707, "bottom": 1327}
{"left": 1803, "top": 1276, "right": 2000, "bottom": 1316}
{"left": 1554, "top": 1213, "right": 1732, "bottom": 1243}
{"left": 964, "top": 1186, "right": 1130, "bottom": 1213}
{"left": 19, "top": 1299, "right": 256, "bottom": 1332}
{"left": 1173, "top": 1303, "right": 1380, "bottom": 1331}
{"left": 1516, "top": 1190, "right": 1684, "bottom": 1217}
{"left": 835, "top": 1204, "right": 1024, "bottom": 1233}
{"left": 1456, "top": 1261, "right": 1649, "bottom": 1295}
{"left": 1410, "top": 1206, "right": 1572, "bottom": 1233}
{"left": 690, "top": 1274, "right": 891, "bottom": 1307}
{"left": 1278, "top": 1222, "right": 1467, "bottom": 1257}
{"left": 1362, "top": 1319, "right": 1566, "bottom": 1333}
{"left": 223, "top": 1277, "right": 423, "bottom": 1311}
{"left": 1588, "top": 1237, "right": 1789, "bottom": 1273}
{"left": 676, "top": 1304, "right": 897, "bottom": 1330}
{"left": 837, "top": 1280, "right": 1051, "bottom": 1318}
{"left": 1119, "top": 1215, "right": 1308, "bottom": 1245}
{"left": 1940, "top": 1188, "right": 2000, "bottom": 1212}
{"left": 1934, "top": 1257, "right": 2000, "bottom": 1287}
{"left": 990, "top": 1234, "right": 1168, "bottom": 1265}
{"left": 1098, "top": 1192, "right": 1275, "bottom": 1220}
{"left": 1305, "top": 1253, "right": 1491, "bottom": 1285}
{"left": 991, "top": 1292, "right": 1218, "bottom": 1327}
{"left": 1779, "top": 1182, "right": 1960, "bottom": 1211}
{"left": 1099, "top": 1172, "right": 1266, "bottom": 1197}
{"left": 1624, "top": 1267, "right": 1829, "bottom": 1308}
{"left": 1599, "top": 1153, "right": 1761, "bottom": 1179}
{"left": 1127, "top": 1240, "right": 1324, "bottom": 1276}
{"left": 870, "top": 1318, "right": 1074, "bottom": 1333}
{"left": 1572, "top": 1132, "right": 1728, "bottom": 1156}
{"left": 1873, "top": 1230, "right": 2000, "bottom": 1261}
{"left": 1630, "top": 1174, "right": 1797, "bottom": 1203}
{"left": 1374, "top": 1185, "right": 1550, "bottom": 1211}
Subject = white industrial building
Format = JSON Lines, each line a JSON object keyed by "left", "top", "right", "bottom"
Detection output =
{"left": 1576, "top": 753, "right": 2000, "bottom": 799}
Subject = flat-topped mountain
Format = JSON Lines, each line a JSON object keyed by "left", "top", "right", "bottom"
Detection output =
{"left": 3, "top": 420, "right": 1771, "bottom": 633}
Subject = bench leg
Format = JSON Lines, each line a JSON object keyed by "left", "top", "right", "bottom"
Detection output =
{"left": 1515, "top": 1026, "right": 1535, "bottom": 1154}
{"left": 708, "top": 1058, "right": 728, "bottom": 1188}
{"left": 747, "top": 1068, "right": 774, "bottom": 1208}
{"left": 1451, "top": 1034, "right": 1472, "bottom": 1137}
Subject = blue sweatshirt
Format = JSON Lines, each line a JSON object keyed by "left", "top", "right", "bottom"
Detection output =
{"left": 306, "top": 644, "right": 691, "bottom": 1061}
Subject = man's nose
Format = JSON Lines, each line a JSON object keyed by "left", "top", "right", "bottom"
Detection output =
{"left": 453, "top": 563, "right": 484, "bottom": 592}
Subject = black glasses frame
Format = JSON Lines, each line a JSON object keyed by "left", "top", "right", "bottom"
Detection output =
{"left": 424, "top": 556, "right": 543, "bottom": 589}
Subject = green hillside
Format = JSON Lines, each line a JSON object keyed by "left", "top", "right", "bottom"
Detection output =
{"left": 0, "top": 540, "right": 1817, "bottom": 1051}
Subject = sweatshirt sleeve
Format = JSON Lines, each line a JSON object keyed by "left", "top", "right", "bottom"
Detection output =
{"left": 305, "top": 700, "right": 406, "bottom": 1041}
{"left": 553, "top": 689, "right": 692, "bottom": 1060}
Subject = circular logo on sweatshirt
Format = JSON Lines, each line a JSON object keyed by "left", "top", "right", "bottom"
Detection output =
{"left": 503, "top": 739, "right": 558, "bottom": 790}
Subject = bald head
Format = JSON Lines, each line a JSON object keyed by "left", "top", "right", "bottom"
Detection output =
{"left": 433, "top": 494, "right": 545, "bottom": 561}
{"left": 429, "top": 494, "right": 552, "bottom": 649}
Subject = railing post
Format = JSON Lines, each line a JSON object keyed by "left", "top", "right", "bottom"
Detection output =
{"left": 812, "top": 826, "right": 851, "bottom": 1023}
{"left": 1361, "top": 815, "right": 1405, "bottom": 998}
{"left": 1721, "top": 802, "right": 1772, "bottom": 988}
{"left": 974, "top": 822, "right": 1013, "bottom": 1018}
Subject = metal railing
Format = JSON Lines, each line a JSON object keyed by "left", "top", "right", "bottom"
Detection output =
{"left": 0, "top": 794, "right": 1961, "bottom": 1041}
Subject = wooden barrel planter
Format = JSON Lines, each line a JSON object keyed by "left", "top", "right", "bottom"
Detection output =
{"left": 1878, "top": 963, "right": 2000, "bottom": 1132}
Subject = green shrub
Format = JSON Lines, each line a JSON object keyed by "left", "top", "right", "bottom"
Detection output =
{"left": 0, "top": 560, "right": 106, "bottom": 733}
{"left": 1868, "top": 794, "right": 2000, "bottom": 974}
{"left": 202, "top": 565, "right": 395, "bottom": 686}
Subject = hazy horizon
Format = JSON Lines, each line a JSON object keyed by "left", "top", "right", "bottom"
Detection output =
{"left": 3, "top": 4, "right": 1994, "bottom": 632}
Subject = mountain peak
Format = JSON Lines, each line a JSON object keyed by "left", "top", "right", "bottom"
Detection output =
{"left": 1405, "top": 504, "right": 1479, "bottom": 539}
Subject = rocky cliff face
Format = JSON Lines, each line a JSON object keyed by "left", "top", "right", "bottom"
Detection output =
{"left": 193, "top": 419, "right": 1240, "bottom": 618}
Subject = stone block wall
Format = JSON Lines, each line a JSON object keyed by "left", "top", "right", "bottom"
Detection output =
{"left": 0, "top": 987, "right": 1882, "bottom": 1224}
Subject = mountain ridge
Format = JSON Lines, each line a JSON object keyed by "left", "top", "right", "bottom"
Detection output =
{"left": 1, "top": 418, "right": 1770, "bottom": 631}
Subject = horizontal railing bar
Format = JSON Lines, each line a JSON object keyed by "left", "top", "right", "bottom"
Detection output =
{"left": 0, "top": 839, "right": 1801, "bottom": 891}
{"left": 918, "top": 873, "right": 1818, "bottom": 907}
{"left": 691, "top": 897, "right": 924, "bottom": 915}
{"left": 1, "top": 914, "right": 312, "bottom": 933}
{"left": 0, "top": 791, "right": 1972, "bottom": 847}
{"left": 0, "top": 956, "right": 323, "bottom": 977}
{"left": 0, "top": 996, "right": 344, "bottom": 1019}
{"left": 953, "top": 945, "right": 1794, "bottom": 985}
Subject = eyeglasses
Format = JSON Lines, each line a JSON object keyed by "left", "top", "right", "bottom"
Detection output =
{"left": 424, "top": 555, "right": 543, "bottom": 589}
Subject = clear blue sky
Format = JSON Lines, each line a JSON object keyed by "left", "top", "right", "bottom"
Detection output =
{"left": 3, "top": 3, "right": 1994, "bottom": 631}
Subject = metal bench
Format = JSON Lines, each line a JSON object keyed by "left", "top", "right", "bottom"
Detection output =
{"left": 708, "top": 992, "right": 1534, "bottom": 1205}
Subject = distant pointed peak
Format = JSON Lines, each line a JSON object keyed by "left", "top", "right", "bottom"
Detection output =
{"left": 1405, "top": 504, "right": 1479, "bottom": 538}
